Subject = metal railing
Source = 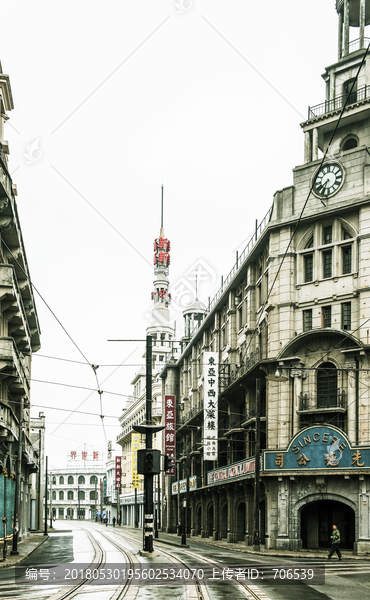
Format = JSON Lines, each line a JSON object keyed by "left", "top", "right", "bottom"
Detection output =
{"left": 348, "top": 37, "right": 370, "bottom": 54}
{"left": 308, "top": 84, "right": 370, "bottom": 119}
{"left": 299, "top": 389, "right": 345, "bottom": 411}
{"left": 220, "top": 351, "right": 261, "bottom": 392}
{"left": 164, "top": 206, "right": 273, "bottom": 368}
{"left": 208, "top": 206, "right": 273, "bottom": 314}
{"left": 179, "top": 400, "right": 204, "bottom": 426}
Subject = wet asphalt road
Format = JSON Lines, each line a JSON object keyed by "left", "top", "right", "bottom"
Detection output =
{"left": 0, "top": 521, "right": 369, "bottom": 600}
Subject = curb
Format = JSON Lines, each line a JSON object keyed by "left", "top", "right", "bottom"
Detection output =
{"left": 0, "top": 534, "right": 49, "bottom": 569}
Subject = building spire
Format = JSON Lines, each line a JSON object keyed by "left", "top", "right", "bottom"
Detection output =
{"left": 160, "top": 185, "right": 164, "bottom": 239}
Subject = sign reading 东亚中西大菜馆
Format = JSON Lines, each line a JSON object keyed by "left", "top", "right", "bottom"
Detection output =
{"left": 263, "top": 425, "right": 370, "bottom": 473}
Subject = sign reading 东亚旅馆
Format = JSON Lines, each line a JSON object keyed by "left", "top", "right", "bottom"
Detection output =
{"left": 263, "top": 425, "right": 370, "bottom": 473}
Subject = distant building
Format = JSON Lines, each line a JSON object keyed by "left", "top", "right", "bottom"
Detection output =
{"left": 49, "top": 449, "right": 105, "bottom": 520}
{"left": 0, "top": 60, "right": 41, "bottom": 542}
{"left": 48, "top": 468, "right": 105, "bottom": 521}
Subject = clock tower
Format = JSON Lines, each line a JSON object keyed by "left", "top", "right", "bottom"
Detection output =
{"left": 302, "top": 0, "right": 370, "bottom": 167}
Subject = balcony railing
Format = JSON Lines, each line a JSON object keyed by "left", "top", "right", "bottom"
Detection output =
{"left": 348, "top": 37, "right": 370, "bottom": 54}
{"left": 163, "top": 206, "right": 273, "bottom": 368}
{"left": 299, "top": 389, "right": 346, "bottom": 411}
{"left": 179, "top": 400, "right": 204, "bottom": 426}
{"left": 220, "top": 351, "right": 260, "bottom": 392}
{"left": 308, "top": 84, "right": 370, "bottom": 119}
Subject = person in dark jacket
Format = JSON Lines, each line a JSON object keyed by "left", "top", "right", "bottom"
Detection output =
{"left": 112, "top": 517, "right": 116, "bottom": 527}
{"left": 327, "top": 525, "right": 342, "bottom": 560}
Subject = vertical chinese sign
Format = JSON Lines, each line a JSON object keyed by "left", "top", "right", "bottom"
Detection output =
{"left": 204, "top": 352, "right": 218, "bottom": 461}
{"left": 115, "top": 456, "right": 122, "bottom": 491}
{"left": 131, "top": 433, "right": 140, "bottom": 489}
{"left": 164, "top": 395, "right": 176, "bottom": 475}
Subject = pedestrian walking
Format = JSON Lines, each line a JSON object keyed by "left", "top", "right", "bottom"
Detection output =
{"left": 105, "top": 516, "right": 108, "bottom": 527}
{"left": 112, "top": 517, "right": 116, "bottom": 527}
{"left": 327, "top": 525, "right": 342, "bottom": 560}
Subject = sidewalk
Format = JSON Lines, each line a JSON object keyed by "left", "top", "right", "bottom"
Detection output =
{"left": 0, "top": 531, "right": 49, "bottom": 568}
{"left": 120, "top": 526, "right": 370, "bottom": 561}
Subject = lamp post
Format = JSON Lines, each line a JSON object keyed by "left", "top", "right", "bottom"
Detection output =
{"left": 44, "top": 457, "right": 48, "bottom": 536}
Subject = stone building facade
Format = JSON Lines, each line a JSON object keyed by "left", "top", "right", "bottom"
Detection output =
{"left": 0, "top": 61, "right": 41, "bottom": 542}
{"left": 48, "top": 468, "right": 105, "bottom": 521}
{"left": 161, "top": 1, "right": 370, "bottom": 554}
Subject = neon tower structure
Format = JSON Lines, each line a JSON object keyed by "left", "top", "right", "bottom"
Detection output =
{"left": 147, "top": 186, "right": 174, "bottom": 370}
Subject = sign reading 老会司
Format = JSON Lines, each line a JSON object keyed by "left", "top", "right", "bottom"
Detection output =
{"left": 263, "top": 425, "right": 370, "bottom": 473}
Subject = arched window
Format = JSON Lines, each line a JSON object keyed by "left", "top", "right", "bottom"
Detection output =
{"left": 317, "top": 363, "right": 337, "bottom": 409}
{"left": 342, "top": 137, "right": 357, "bottom": 151}
{"left": 90, "top": 476, "right": 98, "bottom": 485}
{"left": 78, "top": 476, "right": 85, "bottom": 485}
{"left": 68, "top": 491, "right": 74, "bottom": 500}
{"left": 90, "top": 491, "right": 96, "bottom": 500}
{"left": 78, "top": 491, "right": 85, "bottom": 501}
{"left": 59, "top": 476, "right": 64, "bottom": 485}
{"left": 59, "top": 491, "right": 64, "bottom": 500}
{"left": 52, "top": 477, "right": 56, "bottom": 485}
{"left": 68, "top": 476, "right": 74, "bottom": 485}
{"left": 52, "top": 491, "right": 56, "bottom": 500}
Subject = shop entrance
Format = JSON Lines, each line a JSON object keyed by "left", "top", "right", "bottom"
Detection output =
{"left": 301, "top": 500, "right": 355, "bottom": 549}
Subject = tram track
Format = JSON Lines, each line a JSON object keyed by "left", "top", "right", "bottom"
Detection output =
{"left": 95, "top": 525, "right": 272, "bottom": 600}
{"left": 57, "top": 525, "right": 139, "bottom": 600}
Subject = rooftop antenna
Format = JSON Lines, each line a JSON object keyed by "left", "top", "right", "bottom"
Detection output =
{"left": 160, "top": 185, "right": 164, "bottom": 238}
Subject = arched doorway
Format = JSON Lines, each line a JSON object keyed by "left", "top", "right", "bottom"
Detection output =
{"left": 236, "top": 503, "right": 246, "bottom": 541}
{"left": 207, "top": 503, "right": 214, "bottom": 537}
{"left": 220, "top": 504, "right": 228, "bottom": 540}
{"left": 301, "top": 500, "right": 355, "bottom": 549}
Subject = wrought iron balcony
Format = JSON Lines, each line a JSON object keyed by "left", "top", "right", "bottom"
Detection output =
{"left": 219, "top": 351, "right": 261, "bottom": 392}
{"left": 298, "top": 389, "right": 346, "bottom": 412}
{"left": 179, "top": 401, "right": 204, "bottom": 426}
{"left": 308, "top": 84, "right": 370, "bottom": 119}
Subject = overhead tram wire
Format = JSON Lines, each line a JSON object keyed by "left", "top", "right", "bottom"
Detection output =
{"left": 0, "top": 238, "right": 115, "bottom": 444}
{"left": 242, "top": 40, "right": 370, "bottom": 360}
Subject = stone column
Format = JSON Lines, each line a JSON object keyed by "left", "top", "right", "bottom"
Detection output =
{"left": 312, "top": 128, "right": 319, "bottom": 162}
{"left": 345, "top": 362, "right": 357, "bottom": 443}
{"left": 212, "top": 490, "right": 219, "bottom": 540}
{"left": 360, "top": 0, "right": 366, "bottom": 49}
{"left": 354, "top": 476, "right": 370, "bottom": 554}
{"left": 304, "top": 131, "right": 312, "bottom": 163}
{"left": 226, "top": 487, "right": 237, "bottom": 543}
{"left": 276, "top": 477, "right": 289, "bottom": 550}
{"left": 338, "top": 6, "right": 344, "bottom": 60}
{"left": 291, "top": 369, "right": 305, "bottom": 436}
{"left": 344, "top": 0, "right": 350, "bottom": 56}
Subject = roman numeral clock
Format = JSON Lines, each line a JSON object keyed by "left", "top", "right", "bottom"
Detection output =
{"left": 312, "top": 162, "right": 344, "bottom": 198}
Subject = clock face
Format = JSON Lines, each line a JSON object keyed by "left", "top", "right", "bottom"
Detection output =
{"left": 313, "top": 163, "right": 344, "bottom": 198}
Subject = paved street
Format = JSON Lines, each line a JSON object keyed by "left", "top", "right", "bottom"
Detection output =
{"left": 0, "top": 520, "right": 369, "bottom": 600}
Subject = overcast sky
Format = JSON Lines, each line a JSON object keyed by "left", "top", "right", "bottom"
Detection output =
{"left": 1, "top": 0, "right": 341, "bottom": 469}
